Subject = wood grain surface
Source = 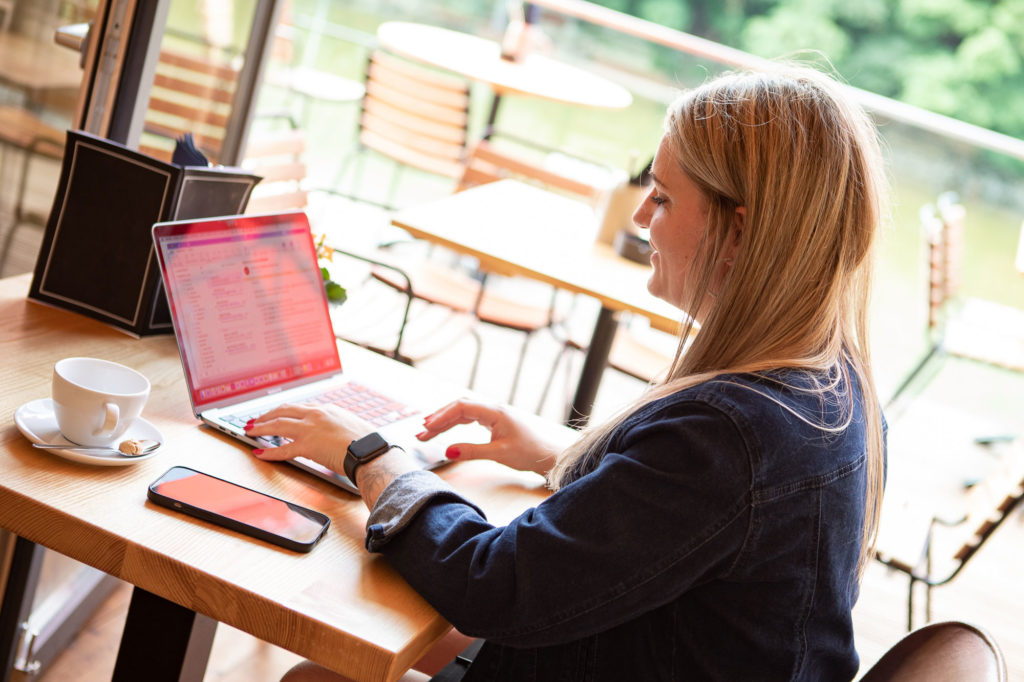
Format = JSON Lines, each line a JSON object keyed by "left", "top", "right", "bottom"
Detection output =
{"left": 0, "top": 273, "right": 555, "bottom": 681}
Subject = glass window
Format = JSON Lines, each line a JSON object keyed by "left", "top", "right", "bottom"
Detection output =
{"left": 0, "top": 0, "right": 98, "bottom": 276}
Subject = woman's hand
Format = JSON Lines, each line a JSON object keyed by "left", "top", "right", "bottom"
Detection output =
{"left": 245, "top": 402, "right": 373, "bottom": 474}
{"left": 417, "top": 399, "right": 561, "bottom": 476}
{"left": 246, "top": 403, "right": 422, "bottom": 509}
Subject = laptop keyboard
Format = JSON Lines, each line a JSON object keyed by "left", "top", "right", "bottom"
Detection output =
{"left": 221, "top": 381, "right": 419, "bottom": 448}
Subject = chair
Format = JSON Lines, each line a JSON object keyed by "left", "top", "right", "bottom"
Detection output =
{"left": 261, "top": 7, "right": 366, "bottom": 129}
{"left": 873, "top": 433, "right": 1024, "bottom": 631}
{"left": 329, "top": 50, "right": 471, "bottom": 210}
{"left": 326, "top": 247, "right": 479, "bottom": 375}
{"left": 0, "top": 107, "right": 64, "bottom": 274}
{"left": 859, "top": 620, "right": 1007, "bottom": 681}
{"left": 370, "top": 138, "right": 612, "bottom": 403}
{"left": 538, "top": 315, "right": 680, "bottom": 414}
{"left": 138, "top": 47, "right": 239, "bottom": 164}
{"left": 242, "top": 113, "right": 308, "bottom": 214}
{"left": 887, "top": 192, "right": 1024, "bottom": 409}
{"left": 239, "top": 117, "right": 477, "bottom": 373}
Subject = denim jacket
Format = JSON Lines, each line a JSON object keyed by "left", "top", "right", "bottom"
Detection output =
{"left": 365, "top": 368, "right": 879, "bottom": 681}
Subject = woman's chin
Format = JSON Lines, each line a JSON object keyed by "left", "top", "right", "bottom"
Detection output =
{"left": 646, "top": 275, "right": 663, "bottom": 300}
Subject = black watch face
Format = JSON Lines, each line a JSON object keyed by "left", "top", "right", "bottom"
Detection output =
{"left": 351, "top": 432, "right": 388, "bottom": 459}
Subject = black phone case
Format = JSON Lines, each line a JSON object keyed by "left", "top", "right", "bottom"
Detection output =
{"left": 147, "top": 466, "right": 330, "bottom": 552}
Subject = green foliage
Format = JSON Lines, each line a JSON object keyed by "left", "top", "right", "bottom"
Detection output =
{"left": 321, "top": 266, "right": 347, "bottom": 304}
{"left": 741, "top": 5, "right": 851, "bottom": 63}
{"left": 956, "top": 26, "right": 1020, "bottom": 81}
{"left": 897, "top": 0, "right": 989, "bottom": 39}
{"left": 597, "top": 0, "right": 1024, "bottom": 143}
{"left": 637, "top": 0, "right": 689, "bottom": 30}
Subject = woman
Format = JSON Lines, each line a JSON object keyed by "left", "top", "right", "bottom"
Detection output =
{"left": 248, "top": 63, "right": 887, "bottom": 681}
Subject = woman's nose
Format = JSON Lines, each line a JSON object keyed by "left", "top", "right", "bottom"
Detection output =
{"left": 632, "top": 196, "right": 651, "bottom": 229}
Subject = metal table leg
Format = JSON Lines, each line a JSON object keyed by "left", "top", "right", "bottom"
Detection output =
{"left": 112, "top": 587, "right": 217, "bottom": 682}
{"left": 567, "top": 306, "right": 619, "bottom": 428}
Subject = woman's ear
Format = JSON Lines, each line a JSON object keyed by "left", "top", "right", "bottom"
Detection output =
{"left": 723, "top": 207, "right": 746, "bottom": 262}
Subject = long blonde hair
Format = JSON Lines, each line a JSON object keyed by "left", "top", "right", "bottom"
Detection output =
{"left": 550, "top": 65, "right": 888, "bottom": 575}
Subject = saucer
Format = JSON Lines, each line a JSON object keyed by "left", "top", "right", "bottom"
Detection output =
{"left": 14, "top": 398, "right": 164, "bottom": 467}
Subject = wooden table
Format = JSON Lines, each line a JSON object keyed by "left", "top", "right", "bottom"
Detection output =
{"left": 376, "top": 21, "right": 632, "bottom": 134}
{"left": 0, "top": 32, "right": 82, "bottom": 100}
{"left": 0, "top": 273, "right": 555, "bottom": 682}
{"left": 391, "top": 179, "right": 682, "bottom": 424}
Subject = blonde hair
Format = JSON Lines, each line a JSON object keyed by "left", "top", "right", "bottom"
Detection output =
{"left": 550, "top": 65, "right": 888, "bottom": 576}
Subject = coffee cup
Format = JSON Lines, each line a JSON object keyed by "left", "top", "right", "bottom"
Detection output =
{"left": 52, "top": 357, "right": 151, "bottom": 446}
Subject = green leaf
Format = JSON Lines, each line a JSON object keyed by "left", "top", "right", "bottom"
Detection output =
{"left": 320, "top": 266, "right": 331, "bottom": 282}
{"left": 325, "top": 280, "right": 347, "bottom": 304}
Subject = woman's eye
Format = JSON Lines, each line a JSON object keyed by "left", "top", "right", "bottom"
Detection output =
{"left": 650, "top": 194, "right": 667, "bottom": 206}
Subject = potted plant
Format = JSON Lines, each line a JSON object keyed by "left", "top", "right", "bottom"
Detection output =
{"left": 314, "top": 233, "right": 347, "bottom": 304}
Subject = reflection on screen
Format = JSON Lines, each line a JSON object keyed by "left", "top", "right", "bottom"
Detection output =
{"left": 155, "top": 213, "right": 341, "bottom": 408}
{"left": 155, "top": 469, "right": 326, "bottom": 544}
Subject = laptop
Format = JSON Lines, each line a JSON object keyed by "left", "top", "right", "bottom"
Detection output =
{"left": 152, "top": 210, "right": 457, "bottom": 493}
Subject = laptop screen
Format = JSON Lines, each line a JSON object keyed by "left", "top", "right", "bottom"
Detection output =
{"left": 153, "top": 211, "right": 342, "bottom": 411}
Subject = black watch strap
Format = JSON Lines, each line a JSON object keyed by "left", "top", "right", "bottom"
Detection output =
{"left": 344, "top": 432, "right": 393, "bottom": 484}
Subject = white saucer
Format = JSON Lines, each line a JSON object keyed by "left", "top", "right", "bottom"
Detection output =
{"left": 14, "top": 398, "right": 164, "bottom": 466}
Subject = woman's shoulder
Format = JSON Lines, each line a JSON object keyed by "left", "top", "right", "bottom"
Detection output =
{"left": 634, "top": 368, "right": 843, "bottom": 423}
{"left": 620, "top": 367, "right": 868, "bottom": 487}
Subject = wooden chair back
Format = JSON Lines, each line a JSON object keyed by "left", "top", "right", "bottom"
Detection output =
{"left": 874, "top": 438, "right": 1024, "bottom": 629}
{"left": 860, "top": 621, "right": 1007, "bottom": 681}
{"left": 243, "top": 118, "right": 308, "bottom": 215}
{"left": 457, "top": 139, "right": 607, "bottom": 205}
{"left": 358, "top": 50, "right": 470, "bottom": 179}
{"left": 924, "top": 193, "right": 1024, "bottom": 373}
{"left": 139, "top": 48, "right": 239, "bottom": 164}
{"left": 922, "top": 192, "right": 965, "bottom": 334}
{"left": 0, "top": 107, "right": 65, "bottom": 273}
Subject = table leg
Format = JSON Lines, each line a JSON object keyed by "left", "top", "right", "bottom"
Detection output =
{"left": 482, "top": 94, "right": 503, "bottom": 140}
{"left": 112, "top": 587, "right": 217, "bottom": 682}
{"left": 0, "top": 536, "right": 44, "bottom": 682}
{"left": 567, "top": 306, "right": 620, "bottom": 428}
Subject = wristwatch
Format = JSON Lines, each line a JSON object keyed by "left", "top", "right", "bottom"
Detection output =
{"left": 344, "top": 432, "right": 394, "bottom": 485}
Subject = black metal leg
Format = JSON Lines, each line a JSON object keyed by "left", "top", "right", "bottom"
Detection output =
{"left": 112, "top": 587, "right": 217, "bottom": 682}
{"left": 567, "top": 307, "right": 619, "bottom": 428}
{"left": 0, "top": 536, "right": 45, "bottom": 682}
{"left": 482, "top": 94, "right": 504, "bottom": 140}
{"left": 907, "top": 577, "right": 915, "bottom": 632}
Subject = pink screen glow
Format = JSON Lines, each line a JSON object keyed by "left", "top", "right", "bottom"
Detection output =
{"left": 156, "top": 214, "right": 341, "bottom": 408}
{"left": 155, "top": 470, "right": 326, "bottom": 543}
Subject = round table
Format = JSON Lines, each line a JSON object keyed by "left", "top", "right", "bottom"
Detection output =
{"left": 376, "top": 21, "right": 633, "bottom": 111}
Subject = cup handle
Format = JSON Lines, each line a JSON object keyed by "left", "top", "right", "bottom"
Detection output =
{"left": 95, "top": 402, "right": 120, "bottom": 436}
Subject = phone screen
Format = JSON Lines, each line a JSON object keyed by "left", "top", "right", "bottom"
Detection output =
{"left": 149, "top": 466, "right": 328, "bottom": 548}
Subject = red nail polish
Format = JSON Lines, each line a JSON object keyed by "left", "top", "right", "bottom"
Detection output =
{"left": 445, "top": 446, "right": 460, "bottom": 460}
{"left": 245, "top": 420, "right": 254, "bottom": 430}
{"left": 415, "top": 430, "right": 429, "bottom": 440}
{"left": 253, "top": 448, "right": 264, "bottom": 455}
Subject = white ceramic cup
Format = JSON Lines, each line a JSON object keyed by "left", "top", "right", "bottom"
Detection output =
{"left": 52, "top": 357, "right": 151, "bottom": 446}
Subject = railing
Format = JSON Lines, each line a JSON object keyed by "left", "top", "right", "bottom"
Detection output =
{"left": 528, "top": 0, "right": 1024, "bottom": 164}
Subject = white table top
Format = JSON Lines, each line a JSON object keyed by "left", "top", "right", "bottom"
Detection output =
{"left": 377, "top": 21, "right": 632, "bottom": 110}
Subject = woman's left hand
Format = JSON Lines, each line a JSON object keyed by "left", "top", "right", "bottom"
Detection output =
{"left": 245, "top": 403, "right": 372, "bottom": 474}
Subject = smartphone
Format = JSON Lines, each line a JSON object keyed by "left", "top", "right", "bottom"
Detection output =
{"left": 148, "top": 466, "right": 330, "bottom": 552}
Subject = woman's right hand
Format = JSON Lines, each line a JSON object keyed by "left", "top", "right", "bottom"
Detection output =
{"left": 417, "top": 399, "right": 561, "bottom": 476}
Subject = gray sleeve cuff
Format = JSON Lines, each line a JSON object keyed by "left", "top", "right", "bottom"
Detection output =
{"left": 364, "top": 469, "right": 485, "bottom": 552}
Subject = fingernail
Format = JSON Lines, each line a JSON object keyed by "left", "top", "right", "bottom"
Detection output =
{"left": 445, "top": 446, "right": 460, "bottom": 460}
{"left": 245, "top": 420, "right": 254, "bottom": 430}
{"left": 253, "top": 448, "right": 264, "bottom": 455}
{"left": 415, "top": 430, "right": 429, "bottom": 440}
